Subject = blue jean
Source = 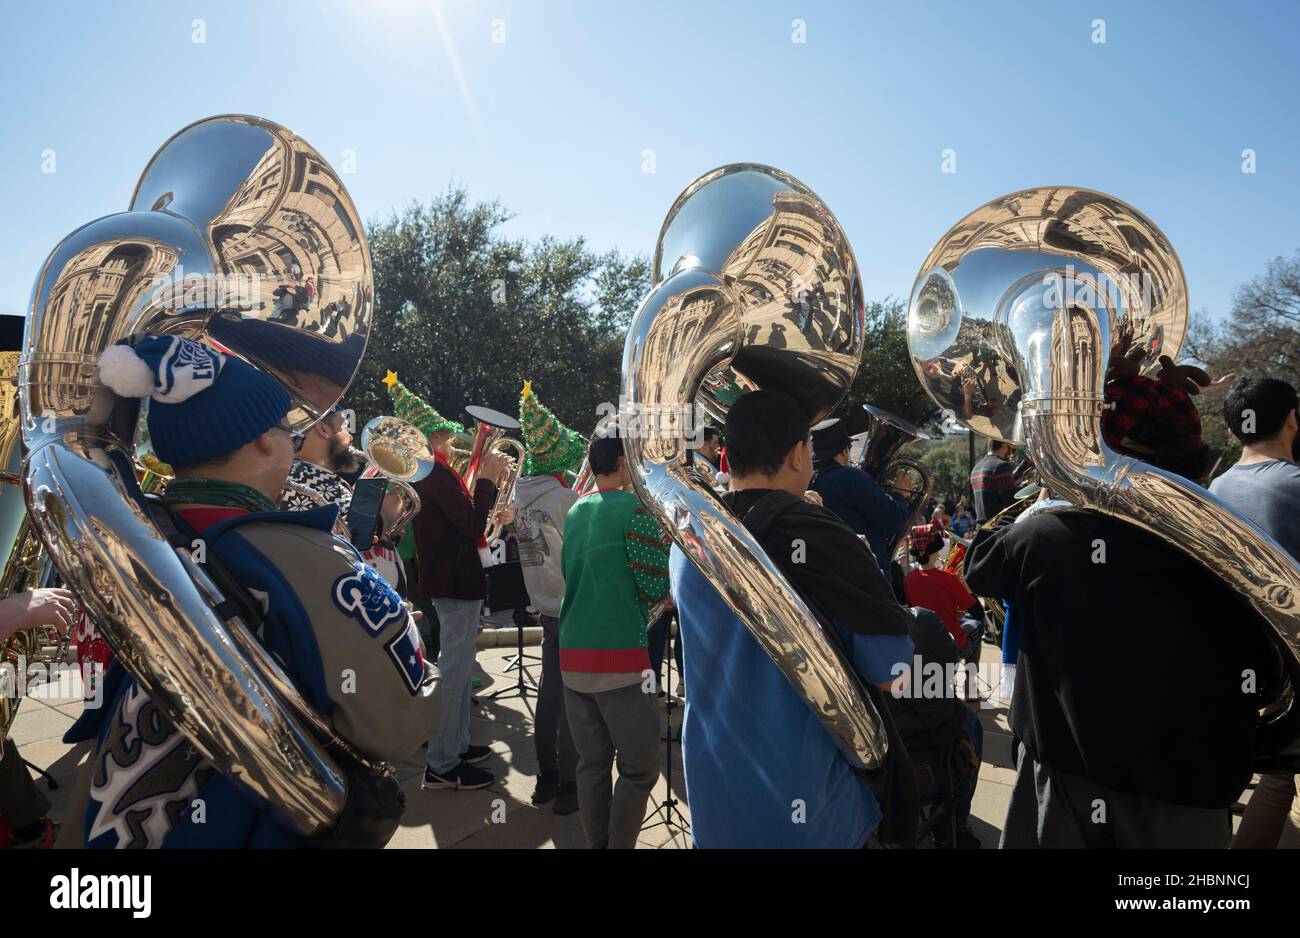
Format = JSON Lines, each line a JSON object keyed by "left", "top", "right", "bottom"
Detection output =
{"left": 425, "top": 597, "right": 481, "bottom": 774}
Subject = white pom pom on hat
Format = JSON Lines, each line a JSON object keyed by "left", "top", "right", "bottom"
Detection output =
{"left": 98, "top": 343, "right": 158, "bottom": 399}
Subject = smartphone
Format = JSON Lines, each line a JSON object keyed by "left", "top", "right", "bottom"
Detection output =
{"left": 348, "top": 477, "right": 388, "bottom": 549}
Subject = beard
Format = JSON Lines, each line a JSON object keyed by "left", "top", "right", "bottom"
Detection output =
{"left": 329, "top": 434, "right": 363, "bottom": 474}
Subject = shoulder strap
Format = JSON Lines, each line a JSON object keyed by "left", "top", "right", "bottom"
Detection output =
{"left": 144, "top": 495, "right": 268, "bottom": 632}
{"left": 730, "top": 489, "right": 805, "bottom": 539}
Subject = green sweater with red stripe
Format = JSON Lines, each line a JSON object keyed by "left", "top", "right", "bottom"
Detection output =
{"left": 558, "top": 489, "right": 671, "bottom": 673}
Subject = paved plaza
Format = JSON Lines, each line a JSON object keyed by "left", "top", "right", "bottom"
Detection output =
{"left": 8, "top": 635, "right": 1250, "bottom": 848}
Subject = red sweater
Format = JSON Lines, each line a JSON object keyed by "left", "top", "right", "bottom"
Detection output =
{"left": 904, "top": 567, "right": 976, "bottom": 649}
{"left": 412, "top": 462, "right": 498, "bottom": 601}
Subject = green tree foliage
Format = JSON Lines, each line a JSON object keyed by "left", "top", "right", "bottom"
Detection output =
{"left": 832, "top": 299, "right": 935, "bottom": 428}
{"left": 1184, "top": 250, "right": 1300, "bottom": 478}
{"left": 343, "top": 187, "right": 649, "bottom": 436}
{"left": 917, "top": 437, "right": 975, "bottom": 502}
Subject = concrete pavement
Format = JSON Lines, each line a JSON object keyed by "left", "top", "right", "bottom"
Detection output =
{"left": 5, "top": 636, "right": 1251, "bottom": 848}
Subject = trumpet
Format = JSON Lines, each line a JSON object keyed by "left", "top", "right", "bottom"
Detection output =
{"left": 569, "top": 429, "right": 602, "bottom": 496}
{"left": 456, "top": 406, "right": 525, "bottom": 544}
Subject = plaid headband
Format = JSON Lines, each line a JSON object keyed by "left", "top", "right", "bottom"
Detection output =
{"left": 1102, "top": 374, "right": 1204, "bottom": 461}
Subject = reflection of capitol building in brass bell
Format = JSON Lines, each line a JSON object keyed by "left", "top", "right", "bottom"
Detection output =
{"left": 906, "top": 186, "right": 1300, "bottom": 766}
{"left": 21, "top": 115, "right": 378, "bottom": 835}
{"left": 623, "top": 163, "right": 889, "bottom": 771}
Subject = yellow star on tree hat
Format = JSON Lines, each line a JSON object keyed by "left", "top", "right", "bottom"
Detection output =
{"left": 386, "top": 371, "right": 463, "bottom": 436}
{"left": 519, "top": 380, "right": 585, "bottom": 476}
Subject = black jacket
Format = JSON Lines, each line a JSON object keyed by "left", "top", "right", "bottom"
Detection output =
{"left": 964, "top": 508, "right": 1278, "bottom": 809}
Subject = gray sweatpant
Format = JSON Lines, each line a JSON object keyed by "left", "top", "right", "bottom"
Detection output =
{"left": 1000, "top": 744, "right": 1231, "bottom": 849}
{"left": 564, "top": 682, "right": 660, "bottom": 849}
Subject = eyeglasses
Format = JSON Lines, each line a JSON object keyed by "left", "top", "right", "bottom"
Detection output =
{"left": 277, "top": 423, "right": 305, "bottom": 454}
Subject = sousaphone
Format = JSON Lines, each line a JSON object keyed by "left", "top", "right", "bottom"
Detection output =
{"left": 907, "top": 186, "right": 1300, "bottom": 766}
{"left": 23, "top": 115, "right": 374, "bottom": 832}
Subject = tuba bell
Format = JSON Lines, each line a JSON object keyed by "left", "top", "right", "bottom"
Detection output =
{"left": 859, "top": 403, "right": 933, "bottom": 561}
{"left": 907, "top": 185, "right": 1300, "bottom": 764}
{"left": 22, "top": 115, "right": 376, "bottom": 833}
{"left": 621, "top": 164, "right": 888, "bottom": 769}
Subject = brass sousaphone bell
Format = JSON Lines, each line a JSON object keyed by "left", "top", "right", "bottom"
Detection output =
{"left": 23, "top": 115, "right": 374, "bottom": 833}
{"left": 906, "top": 186, "right": 1300, "bottom": 765}
{"left": 858, "top": 403, "right": 933, "bottom": 561}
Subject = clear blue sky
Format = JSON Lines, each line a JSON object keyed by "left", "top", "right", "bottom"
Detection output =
{"left": 2, "top": 0, "right": 1297, "bottom": 327}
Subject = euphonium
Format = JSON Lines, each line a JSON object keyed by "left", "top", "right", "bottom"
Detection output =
{"left": 622, "top": 164, "right": 888, "bottom": 768}
{"left": 859, "top": 403, "right": 932, "bottom": 561}
{"left": 461, "top": 406, "right": 525, "bottom": 544}
{"left": 23, "top": 115, "right": 375, "bottom": 832}
{"left": 907, "top": 186, "right": 1300, "bottom": 763}
{"left": 358, "top": 415, "right": 432, "bottom": 540}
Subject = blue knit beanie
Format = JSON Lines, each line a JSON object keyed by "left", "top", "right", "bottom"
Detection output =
{"left": 98, "top": 335, "right": 292, "bottom": 469}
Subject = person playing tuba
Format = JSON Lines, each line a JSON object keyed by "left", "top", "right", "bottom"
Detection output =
{"left": 964, "top": 362, "right": 1278, "bottom": 848}
{"left": 60, "top": 337, "right": 440, "bottom": 848}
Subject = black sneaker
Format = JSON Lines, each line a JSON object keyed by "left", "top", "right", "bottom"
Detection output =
{"left": 459, "top": 744, "right": 492, "bottom": 765}
{"left": 531, "top": 773, "right": 560, "bottom": 805}
{"left": 553, "top": 782, "right": 579, "bottom": 816}
{"left": 422, "top": 762, "right": 495, "bottom": 791}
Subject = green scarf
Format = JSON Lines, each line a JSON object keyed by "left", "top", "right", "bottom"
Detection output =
{"left": 163, "top": 476, "right": 278, "bottom": 514}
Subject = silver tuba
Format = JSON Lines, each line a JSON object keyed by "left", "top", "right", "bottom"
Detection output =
{"left": 907, "top": 186, "right": 1300, "bottom": 761}
{"left": 621, "top": 164, "right": 888, "bottom": 769}
{"left": 23, "top": 115, "right": 374, "bottom": 833}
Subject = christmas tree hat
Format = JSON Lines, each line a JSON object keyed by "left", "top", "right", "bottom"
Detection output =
{"left": 519, "top": 380, "right": 585, "bottom": 476}
{"left": 385, "top": 370, "right": 463, "bottom": 436}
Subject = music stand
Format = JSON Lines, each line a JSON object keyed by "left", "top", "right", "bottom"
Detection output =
{"left": 485, "top": 562, "right": 537, "bottom": 701}
{"left": 642, "top": 623, "right": 690, "bottom": 846}
{"left": 489, "top": 546, "right": 540, "bottom": 678}
{"left": 488, "top": 605, "right": 538, "bottom": 701}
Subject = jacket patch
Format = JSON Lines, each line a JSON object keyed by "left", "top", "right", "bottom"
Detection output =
{"left": 332, "top": 561, "right": 406, "bottom": 635}
{"left": 385, "top": 621, "right": 427, "bottom": 694}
